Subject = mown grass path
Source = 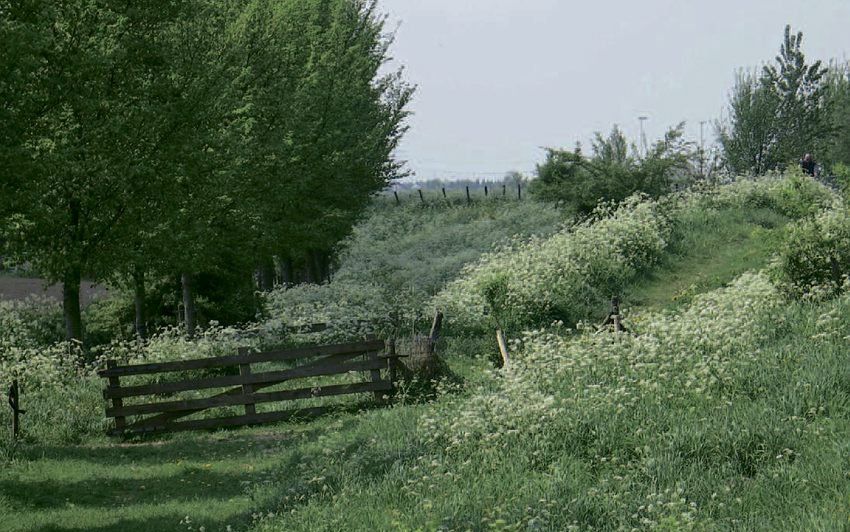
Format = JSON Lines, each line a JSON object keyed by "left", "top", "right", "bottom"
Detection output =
{"left": 2, "top": 428, "right": 306, "bottom": 531}
{"left": 626, "top": 207, "right": 788, "bottom": 310}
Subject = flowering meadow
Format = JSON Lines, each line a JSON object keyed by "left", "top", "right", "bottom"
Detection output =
{"left": 3, "top": 174, "right": 850, "bottom": 530}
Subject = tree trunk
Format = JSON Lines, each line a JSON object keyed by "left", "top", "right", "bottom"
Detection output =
{"left": 133, "top": 266, "right": 147, "bottom": 339}
{"left": 305, "top": 250, "right": 320, "bottom": 284}
{"left": 257, "top": 259, "right": 274, "bottom": 292}
{"left": 277, "top": 255, "right": 293, "bottom": 287}
{"left": 62, "top": 264, "right": 83, "bottom": 345}
{"left": 181, "top": 272, "right": 196, "bottom": 338}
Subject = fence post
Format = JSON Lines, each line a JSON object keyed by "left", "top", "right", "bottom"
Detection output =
{"left": 8, "top": 379, "right": 22, "bottom": 440}
{"left": 465, "top": 186, "right": 471, "bottom": 205}
{"left": 393, "top": 190, "right": 400, "bottom": 205}
{"left": 496, "top": 330, "right": 510, "bottom": 368}
{"left": 517, "top": 182, "right": 522, "bottom": 200}
{"left": 441, "top": 187, "right": 447, "bottom": 199}
{"left": 386, "top": 339, "right": 397, "bottom": 395}
{"left": 368, "top": 350, "right": 384, "bottom": 401}
{"left": 418, "top": 189, "right": 424, "bottom": 203}
{"left": 503, "top": 183, "right": 506, "bottom": 197}
{"left": 238, "top": 347, "right": 256, "bottom": 416}
{"left": 484, "top": 185, "right": 488, "bottom": 197}
{"left": 105, "top": 360, "right": 126, "bottom": 434}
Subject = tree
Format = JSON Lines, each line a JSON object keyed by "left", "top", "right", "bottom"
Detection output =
{"left": 718, "top": 70, "right": 780, "bottom": 174}
{"left": 0, "top": 1, "right": 192, "bottom": 344}
{"left": 531, "top": 124, "right": 691, "bottom": 214}
{"left": 761, "top": 25, "right": 831, "bottom": 164}
{"left": 825, "top": 61, "right": 850, "bottom": 168}
{"left": 0, "top": 0, "right": 413, "bottom": 346}
{"left": 719, "top": 25, "right": 830, "bottom": 174}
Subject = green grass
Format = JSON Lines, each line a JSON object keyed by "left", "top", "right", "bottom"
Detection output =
{"left": 625, "top": 207, "right": 788, "bottom": 310}
{"left": 0, "top": 403, "right": 428, "bottom": 532}
{"left": 5, "top": 198, "right": 850, "bottom": 531}
{"left": 0, "top": 349, "right": 492, "bottom": 532}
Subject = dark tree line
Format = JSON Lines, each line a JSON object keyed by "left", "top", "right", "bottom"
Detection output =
{"left": 0, "top": 0, "right": 412, "bottom": 345}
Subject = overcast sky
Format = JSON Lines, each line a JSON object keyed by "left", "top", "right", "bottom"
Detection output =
{"left": 378, "top": 0, "right": 850, "bottom": 181}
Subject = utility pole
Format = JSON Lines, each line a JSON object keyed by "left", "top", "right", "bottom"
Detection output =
{"left": 638, "top": 116, "right": 649, "bottom": 157}
{"left": 699, "top": 120, "right": 706, "bottom": 178}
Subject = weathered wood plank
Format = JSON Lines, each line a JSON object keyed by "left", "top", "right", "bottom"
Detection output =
{"left": 98, "top": 339, "right": 385, "bottom": 377}
{"left": 368, "top": 350, "right": 384, "bottom": 401}
{"left": 122, "top": 351, "right": 368, "bottom": 429}
{"left": 105, "top": 357, "right": 388, "bottom": 399}
{"left": 106, "top": 360, "right": 126, "bottom": 431}
{"left": 107, "top": 380, "right": 393, "bottom": 417}
{"left": 238, "top": 346, "right": 255, "bottom": 416}
{"left": 112, "top": 405, "right": 337, "bottom": 436}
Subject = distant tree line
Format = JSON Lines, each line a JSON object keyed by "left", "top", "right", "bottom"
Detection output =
{"left": 0, "top": 0, "right": 412, "bottom": 345}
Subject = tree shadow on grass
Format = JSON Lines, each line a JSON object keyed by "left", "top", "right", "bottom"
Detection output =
{"left": 19, "top": 400, "right": 376, "bottom": 467}
{"left": 26, "top": 511, "right": 249, "bottom": 532}
{"left": 1, "top": 467, "right": 259, "bottom": 510}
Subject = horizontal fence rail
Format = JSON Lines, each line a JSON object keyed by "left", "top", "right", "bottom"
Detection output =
{"left": 98, "top": 338, "right": 404, "bottom": 437}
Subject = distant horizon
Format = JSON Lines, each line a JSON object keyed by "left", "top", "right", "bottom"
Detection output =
{"left": 380, "top": 0, "right": 850, "bottom": 182}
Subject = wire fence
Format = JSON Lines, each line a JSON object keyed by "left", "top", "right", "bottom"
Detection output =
{"left": 380, "top": 183, "right": 526, "bottom": 206}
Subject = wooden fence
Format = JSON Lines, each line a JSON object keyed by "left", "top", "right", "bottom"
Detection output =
{"left": 98, "top": 339, "right": 404, "bottom": 437}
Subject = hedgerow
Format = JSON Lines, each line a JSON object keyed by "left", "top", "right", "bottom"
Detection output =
{"left": 431, "top": 195, "right": 673, "bottom": 333}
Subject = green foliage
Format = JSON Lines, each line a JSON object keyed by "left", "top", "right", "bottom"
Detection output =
{"left": 684, "top": 171, "right": 833, "bottom": 219}
{"left": 434, "top": 195, "right": 673, "bottom": 333}
{"left": 0, "top": 297, "right": 64, "bottom": 349}
{"left": 531, "top": 123, "right": 692, "bottom": 214}
{"left": 720, "top": 25, "right": 831, "bottom": 174}
{"left": 261, "top": 199, "right": 566, "bottom": 341}
{"left": 826, "top": 61, "right": 850, "bottom": 167}
{"left": 773, "top": 201, "right": 850, "bottom": 298}
{"left": 0, "top": 0, "right": 412, "bottom": 345}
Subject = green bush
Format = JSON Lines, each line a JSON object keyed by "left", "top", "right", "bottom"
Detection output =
{"left": 773, "top": 201, "right": 850, "bottom": 298}
{"left": 530, "top": 124, "right": 692, "bottom": 214}
{"left": 260, "top": 199, "right": 566, "bottom": 341}
{"left": 432, "top": 194, "right": 673, "bottom": 333}
{"left": 0, "top": 296, "right": 64, "bottom": 348}
{"left": 686, "top": 172, "right": 833, "bottom": 219}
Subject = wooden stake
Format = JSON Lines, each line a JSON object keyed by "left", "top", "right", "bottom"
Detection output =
{"left": 238, "top": 348, "right": 256, "bottom": 416}
{"left": 393, "top": 190, "right": 400, "bottom": 205}
{"left": 418, "top": 189, "right": 424, "bottom": 203}
{"left": 465, "top": 186, "right": 471, "bottom": 205}
{"left": 9, "top": 379, "right": 21, "bottom": 439}
{"left": 105, "top": 360, "right": 126, "bottom": 433}
{"left": 496, "top": 330, "right": 510, "bottom": 369}
{"left": 429, "top": 310, "right": 444, "bottom": 342}
{"left": 386, "top": 339, "right": 397, "bottom": 392}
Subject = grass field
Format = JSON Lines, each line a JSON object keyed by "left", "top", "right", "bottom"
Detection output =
{"left": 3, "top": 179, "right": 850, "bottom": 531}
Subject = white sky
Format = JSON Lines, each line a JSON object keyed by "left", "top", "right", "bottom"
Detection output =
{"left": 379, "top": 0, "right": 850, "bottom": 181}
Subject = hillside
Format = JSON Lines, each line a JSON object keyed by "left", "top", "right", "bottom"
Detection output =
{"left": 3, "top": 175, "right": 850, "bottom": 531}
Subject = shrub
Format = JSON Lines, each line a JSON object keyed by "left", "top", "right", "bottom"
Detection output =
{"left": 422, "top": 270, "right": 783, "bottom": 459}
{"left": 432, "top": 194, "right": 673, "bottom": 332}
{"left": 684, "top": 172, "right": 833, "bottom": 219}
{"left": 773, "top": 201, "right": 850, "bottom": 298}
{"left": 260, "top": 199, "right": 566, "bottom": 342}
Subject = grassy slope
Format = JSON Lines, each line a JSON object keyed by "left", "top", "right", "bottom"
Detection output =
{"left": 4, "top": 202, "right": 846, "bottom": 531}
{"left": 626, "top": 207, "right": 788, "bottom": 310}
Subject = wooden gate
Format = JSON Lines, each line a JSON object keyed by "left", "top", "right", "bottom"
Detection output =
{"left": 98, "top": 339, "right": 403, "bottom": 437}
